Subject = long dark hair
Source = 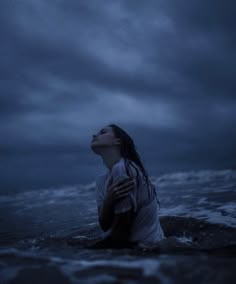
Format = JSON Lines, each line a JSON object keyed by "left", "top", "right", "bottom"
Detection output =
{"left": 109, "top": 124, "right": 160, "bottom": 206}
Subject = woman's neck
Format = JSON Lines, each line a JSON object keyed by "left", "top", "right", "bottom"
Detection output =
{"left": 102, "top": 155, "right": 123, "bottom": 172}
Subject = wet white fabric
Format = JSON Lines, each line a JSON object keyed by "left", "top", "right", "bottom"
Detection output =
{"left": 95, "top": 158, "right": 165, "bottom": 246}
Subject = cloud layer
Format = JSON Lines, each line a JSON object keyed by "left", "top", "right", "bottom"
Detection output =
{"left": 1, "top": 0, "right": 235, "bottom": 191}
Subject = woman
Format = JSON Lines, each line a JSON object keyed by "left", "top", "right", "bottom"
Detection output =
{"left": 90, "top": 124, "right": 165, "bottom": 249}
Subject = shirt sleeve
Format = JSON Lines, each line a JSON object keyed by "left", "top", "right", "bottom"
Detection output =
{"left": 111, "top": 160, "right": 138, "bottom": 214}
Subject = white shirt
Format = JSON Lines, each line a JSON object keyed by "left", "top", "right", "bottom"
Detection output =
{"left": 95, "top": 158, "right": 165, "bottom": 246}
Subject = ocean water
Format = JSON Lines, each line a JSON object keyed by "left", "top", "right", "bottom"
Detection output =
{"left": 0, "top": 169, "right": 236, "bottom": 283}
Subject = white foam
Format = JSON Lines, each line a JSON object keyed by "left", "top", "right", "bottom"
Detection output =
{"left": 197, "top": 197, "right": 208, "bottom": 205}
{"left": 0, "top": 248, "right": 171, "bottom": 284}
{"left": 217, "top": 203, "right": 236, "bottom": 216}
{"left": 161, "top": 205, "right": 189, "bottom": 216}
{"left": 59, "top": 258, "right": 170, "bottom": 284}
{"left": 175, "top": 235, "right": 193, "bottom": 244}
{"left": 191, "top": 208, "right": 236, "bottom": 227}
{"left": 154, "top": 169, "right": 236, "bottom": 186}
{"left": 162, "top": 204, "right": 236, "bottom": 227}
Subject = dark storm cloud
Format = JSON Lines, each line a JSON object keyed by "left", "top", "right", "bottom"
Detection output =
{"left": 0, "top": 0, "right": 235, "bottom": 191}
{"left": 119, "top": 0, "right": 236, "bottom": 102}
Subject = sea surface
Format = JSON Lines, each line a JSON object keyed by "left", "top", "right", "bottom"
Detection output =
{"left": 0, "top": 169, "right": 236, "bottom": 284}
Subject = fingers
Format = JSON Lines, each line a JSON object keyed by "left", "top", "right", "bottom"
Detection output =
{"left": 113, "top": 177, "right": 134, "bottom": 188}
{"left": 113, "top": 180, "right": 135, "bottom": 200}
{"left": 115, "top": 192, "right": 129, "bottom": 200}
{"left": 114, "top": 189, "right": 130, "bottom": 200}
{"left": 114, "top": 180, "right": 134, "bottom": 193}
{"left": 107, "top": 177, "right": 135, "bottom": 199}
{"left": 119, "top": 179, "right": 135, "bottom": 189}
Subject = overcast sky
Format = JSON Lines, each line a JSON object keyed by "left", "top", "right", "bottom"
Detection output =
{"left": 1, "top": 0, "right": 235, "bottom": 192}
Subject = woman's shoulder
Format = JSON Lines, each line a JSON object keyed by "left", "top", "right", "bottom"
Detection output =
{"left": 112, "top": 158, "right": 143, "bottom": 179}
{"left": 96, "top": 172, "right": 109, "bottom": 186}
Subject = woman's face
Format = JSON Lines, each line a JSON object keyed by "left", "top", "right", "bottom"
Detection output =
{"left": 90, "top": 126, "right": 120, "bottom": 152}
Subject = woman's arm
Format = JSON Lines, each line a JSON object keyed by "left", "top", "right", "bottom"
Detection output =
{"left": 98, "top": 198, "right": 114, "bottom": 232}
{"left": 110, "top": 209, "right": 135, "bottom": 241}
{"left": 98, "top": 177, "right": 135, "bottom": 232}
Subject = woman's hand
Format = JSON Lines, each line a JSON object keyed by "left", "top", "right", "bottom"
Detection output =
{"left": 105, "top": 177, "right": 135, "bottom": 207}
{"left": 99, "top": 177, "right": 135, "bottom": 232}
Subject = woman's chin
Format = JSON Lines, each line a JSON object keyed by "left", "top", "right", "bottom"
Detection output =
{"left": 90, "top": 143, "right": 103, "bottom": 154}
{"left": 91, "top": 142, "right": 113, "bottom": 154}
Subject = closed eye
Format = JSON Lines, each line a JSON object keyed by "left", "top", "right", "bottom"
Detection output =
{"left": 96, "top": 130, "right": 105, "bottom": 136}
